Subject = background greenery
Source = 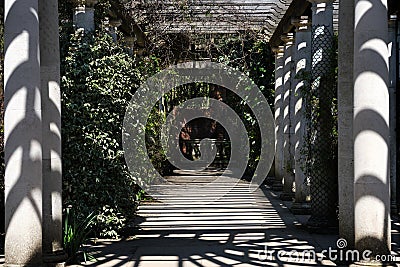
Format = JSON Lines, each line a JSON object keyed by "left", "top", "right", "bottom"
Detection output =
{"left": 59, "top": 10, "right": 275, "bottom": 238}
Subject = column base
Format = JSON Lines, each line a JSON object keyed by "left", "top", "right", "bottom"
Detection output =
{"left": 279, "top": 192, "right": 294, "bottom": 201}
{"left": 307, "top": 216, "right": 338, "bottom": 234}
{"left": 290, "top": 202, "right": 311, "bottom": 214}
{"left": 43, "top": 250, "right": 68, "bottom": 267}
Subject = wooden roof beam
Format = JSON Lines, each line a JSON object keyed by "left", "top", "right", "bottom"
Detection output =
{"left": 269, "top": 0, "right": 310, "bottom": 48}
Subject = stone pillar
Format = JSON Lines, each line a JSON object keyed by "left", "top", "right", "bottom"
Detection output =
{"left": 73, "top": 0, "right": 98, "bottom": 33}
{"left": 273, "top": 46, "right": 285, "bottom": 191}
{"left": 388, "top": 15, "right": 397, "bottom": 215}
{"left": 109, "top": 19, "right": 122, "bottom": 42}
{"left": 307, "top": 0, "right": 338, "bottom": 231}
{"left": 39, "top": 0, "right": 66, "bottom": 265}
{"left": 4, "top": 0, "right": 43, "bottom": 265}
{"left": 280, "top": 33, "right": 295, "bottom": 201}
{"left": 290, "top": 17, "right": 312, "bottom": 214}
{"left": 353, "top": 0, "right": 391, "bottom": 257}
{"left": 338, "top": 0, "right": 355, "bottom": 248}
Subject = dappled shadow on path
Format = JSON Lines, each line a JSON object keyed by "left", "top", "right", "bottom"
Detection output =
{"left": 74, "top": 176, "right": 348, "bottom": 267}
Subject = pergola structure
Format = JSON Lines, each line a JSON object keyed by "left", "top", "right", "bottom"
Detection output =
{"left": 3, "top": 0, "right": 400, "bottom": 266}
{"left": 124, "top": 0, "right": 289, "bottom": 35}
{"left": 108, "top": 0, "right": 293, "bottom": 54}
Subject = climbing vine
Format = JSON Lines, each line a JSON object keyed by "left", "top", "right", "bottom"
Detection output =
{"left": 297, "top": 34, "right": 338, "bottom": 198}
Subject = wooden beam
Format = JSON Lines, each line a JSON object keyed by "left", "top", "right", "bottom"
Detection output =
{"left": 269, "top": 0, "right": 310, "bottom": 48}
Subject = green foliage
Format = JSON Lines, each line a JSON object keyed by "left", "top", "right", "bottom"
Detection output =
{"left": 155, "top": 34, "right": 275, "bottom": 176}
{"left": 59, "top": 3, "right": 275, "bottom": 240}
{"left": 145, "top": 32, "right": 275, "bottom": 177}
{"left": 96, "top": 205, "right": 126, "bottom": 238}
{"left": 63, "top": 207, "right": 96, "bottom": 263}
{"left": 216, "top": 35, "right": 275, "bottom": 107}
{"left": 60, "top": 28, "right": 161, "bottom": 238}
{"left": 216, "top": 36, "right": 275, "bottom": 175}
{"left": 146, "top": 108, "right": 171, "bottom": 176}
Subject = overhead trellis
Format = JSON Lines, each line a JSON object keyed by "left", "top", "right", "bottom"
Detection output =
{"left": 117, "top": 0, "right": 291, "bottom": 39}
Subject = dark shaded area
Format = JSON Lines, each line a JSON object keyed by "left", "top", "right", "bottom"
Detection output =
{"left": 389, "top": 0, "right": 400, "bottom": 14}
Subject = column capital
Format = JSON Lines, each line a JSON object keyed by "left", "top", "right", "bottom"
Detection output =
{"left": 281, "top": 33, "right": 294, "bottom": 45}
{"left": 272, "top": 46, "right": 285, "bottom": 57}
{"left": 291, "top": 16, "right": 311, "bottom": 32}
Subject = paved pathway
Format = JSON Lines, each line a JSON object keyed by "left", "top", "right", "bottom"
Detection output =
{"left": 73, "top": 174, "right": 355, "bottom": 267}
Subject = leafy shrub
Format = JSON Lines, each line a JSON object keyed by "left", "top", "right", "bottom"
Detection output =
{"left": 61, "top": 30, "right": 161, "bottom": 238}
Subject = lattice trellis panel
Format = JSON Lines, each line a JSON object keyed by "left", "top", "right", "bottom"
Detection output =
{"left": 307, "top": 25, "right": 338, "bottom": 227}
